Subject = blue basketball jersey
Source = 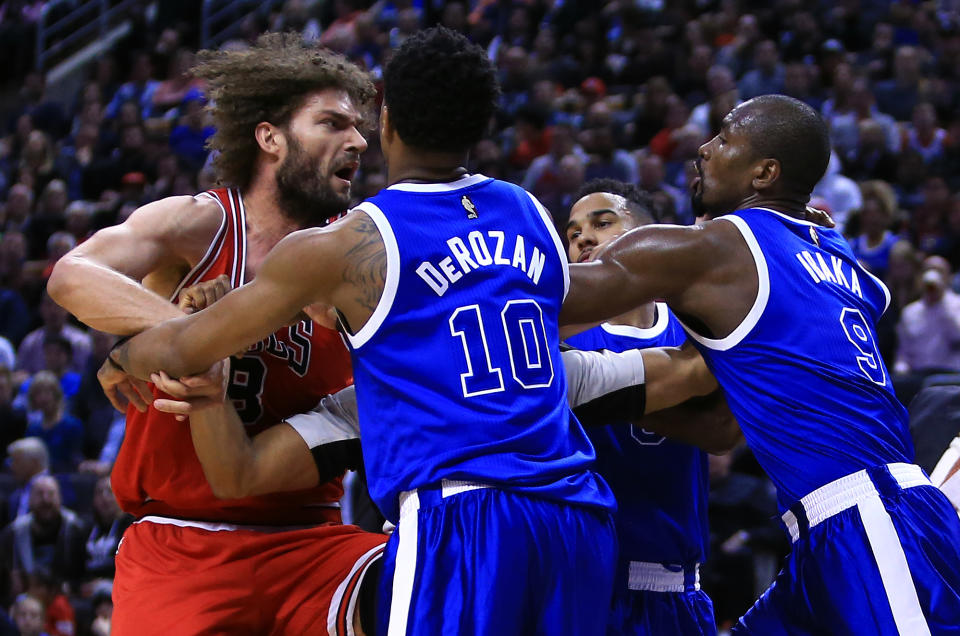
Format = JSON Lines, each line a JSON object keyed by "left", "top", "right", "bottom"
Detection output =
{"left": 682, "top": 207, "right": 912, "bottom": 511}
{"left": 566, "top": 305, "right": 709, "bottom": 566}
{"left": 345, "top": 174, "right": 615, "bottom": 523}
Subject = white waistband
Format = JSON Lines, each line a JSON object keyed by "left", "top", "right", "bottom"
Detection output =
{"left": 627, "top": 561, "right": 700, "bottom": 593}
{"left": 781, "top": 463, "right": 931, "bottom": 543}
{"left": 398, "top": 480, "right": 491, "bottom": 519}
{"left": 135, "top": 515, "right": 316, "bottom": 534}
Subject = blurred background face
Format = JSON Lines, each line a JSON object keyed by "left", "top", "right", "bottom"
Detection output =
{"left": 13, "top": 597, "right": 44, "bottom": 636}
{"left": 28, "top": 476, "right": 61, "bottom": 524}
{"left": 93, "top": 476, "right": 120, "bottom": 521}
{"left": 860, "top": 198, "right": 889, "bottom": 236}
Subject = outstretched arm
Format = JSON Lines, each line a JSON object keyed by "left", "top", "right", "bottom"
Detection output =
{"left": 560, "top": 221, "right": 739, "bottom": 327}
{"left": 112, "top": 227, "right": 342, "bottom": 379}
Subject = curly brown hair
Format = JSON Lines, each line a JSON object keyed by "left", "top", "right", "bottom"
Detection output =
{"left": 192, "top": 32, "right": 376, "bottom": 190}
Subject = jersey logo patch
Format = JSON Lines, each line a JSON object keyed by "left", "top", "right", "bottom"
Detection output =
{"left": 462, "top": 195, "right": 479, "bottom": 219}
{"left": 809, "top": 225, "right": 820, "bottom": 247}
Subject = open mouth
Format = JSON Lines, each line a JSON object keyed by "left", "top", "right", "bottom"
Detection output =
{"left": 578, "top": 249, "right": 593, "bottom": 263}
{"left": 333, "top": 161, "right": 359, "bottom": 183}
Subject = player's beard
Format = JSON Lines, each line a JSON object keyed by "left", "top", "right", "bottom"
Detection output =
{"left": 691, "top": 189, "right": 706, "bottom": 219}
{"left": 275, "top": 136, "right": 351, "bottom": 227}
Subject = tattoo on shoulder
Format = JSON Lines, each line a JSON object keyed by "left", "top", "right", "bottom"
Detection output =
{"left": 341, "top": 212, "right": 386, "bottom": 313}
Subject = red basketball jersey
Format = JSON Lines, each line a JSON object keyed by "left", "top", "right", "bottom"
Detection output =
{"left": 111, "top": 188, "right": 354, "bottom": 524}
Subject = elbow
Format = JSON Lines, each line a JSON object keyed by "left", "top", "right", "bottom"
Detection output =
{"left": 47, "top": 257, "right": 78, "bottom": 309}
{"left": 208, "top": 474, "right": 250, "bottom": 500}
{"left": 207, "top": 462, "right": 258, "bottom": 500}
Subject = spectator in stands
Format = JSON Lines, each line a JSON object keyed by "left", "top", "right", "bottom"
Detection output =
{"left": 5, "top": 438, "right": 48, "bottom": 524}
{"left": 0, "top": 475, "right": 86, "bottom": 602}
{"left": 812, "top": 151, "right": 863, "bottom": 230}
{"left": 842, "top": 118, "right": 900, "bottom": 182}
{"left": 902, "top": 101, "right": 948, "bottom": 165}
{"left": 701, "top": 451, "right": 784, "bottom": 631}
{"left": 150, "top": 48, "right": 204, "bottom": 117}
{"left": 874, "top": 45, "right": 924, "bottom": 121}
{"left": 82, "top": 476, "right": 130, "bottom": 585}
{"left": 911, "top": 175, "right": 952, "bottom": 254}
{"left": 17, "top": 130, "right": 55, "bottom": 196}
{"left": 15, "top": 292, "right": 91, "bottom": 377}
{"left": 895, "top": 257, "right": 960, "bottom": 375}
{"left": 23, "top": 180, "right": 68, "bottom": 261}
{"left": 521, "top": 122, "right": 584, "bottom": 197}
{"left": 0, "top": 366, "right": 26, "bottom": 460}
{"left": 688, "top": 65, "right": 740, "bottom": 139}
{"left": 1, "top": 183, "right": 33, "bottom": 233}
{"left": 168, "top": 89, "right": 214, "bottom": 172}
{"left": 738, "top": 40, "right": 784, "bottom": 100}
{"left": 23, "top": 373, "right": 83, "bottom": 474}
{"left": 25, "top": 568, "right": 74, "bottom": 636}
{"left": 848, "top": 180, "right": 903, "bottom": 279}
{"left": 9, "top": 595, "right": 47, "bottom": 636}
{"left": 104, "top": 51, "right": 158, "bottom": 122}
{"left": 829, "top": 77, "right": 901, "bottom": 162}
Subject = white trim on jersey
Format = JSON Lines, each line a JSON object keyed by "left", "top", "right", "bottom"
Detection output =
{"left": 169, "top": 192, "right": 228, "bottom": 301}
{"left": 525, "top": 191, "right": 570, "bottom": 300}
{"left": 388, "top": 490, "right": 421, "bottom": 636}
{"left": 757, "top": 206, "right": 893, "bottom": 315}
{"left": 680, "top": 215, "right": 770, "bottom": 351}
{"left": 234, "top": 188, "right": 248, "bottom": 287}
{"left": 600, "top": 302, "right": 671, "bottom": 340}
{"left": 343, "top": 203, "right": 401, "bottom": 349}
{"left": 385, "top": 173, "right": 490, "bottom": 192}
{"left": 327, "top": 543, "right": 385, "bottom": 636}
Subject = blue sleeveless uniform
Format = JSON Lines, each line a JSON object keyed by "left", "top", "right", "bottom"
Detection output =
{"left": 683, "top": 207, "right": 960, "bottom": 635}
{"left": 345, "top": 174, "right": 616, "bottom": 636}
{"left": 566, "top": 307, "right": 716, "bottom": 635}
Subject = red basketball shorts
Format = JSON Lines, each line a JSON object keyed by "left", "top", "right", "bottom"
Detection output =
{"left": 112, "top": 517, "right": 387, "bottom": 635}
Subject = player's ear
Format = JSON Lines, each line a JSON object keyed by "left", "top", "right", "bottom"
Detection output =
{"left": 380, "top": 103, "right": 394, "bottom": 144}
{"left": 254, "top": 122, "right": 285, "bottom": 160}
{"left": 752, "top": 158, "right": 780, "bottom": 191}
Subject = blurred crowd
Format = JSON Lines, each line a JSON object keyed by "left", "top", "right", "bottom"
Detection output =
{"left": 1, "top": 0, "right": 960, "bottom": 633}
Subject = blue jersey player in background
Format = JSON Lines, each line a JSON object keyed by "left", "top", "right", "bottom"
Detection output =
{"left": 562, "top": 95, "right": 960, "bottom": 634}
{"left": 112, "top": 27, "right": 617, "bottom": 636}
{"left": 565, "top": 179, "right": 738, "bottom": 635}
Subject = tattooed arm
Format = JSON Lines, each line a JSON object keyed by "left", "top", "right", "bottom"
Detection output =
{"left": 112, "top": 210, "right": 387, "bottom": 379}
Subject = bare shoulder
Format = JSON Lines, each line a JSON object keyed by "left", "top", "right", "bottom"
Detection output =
{"left": 337, "top": 208, "right": 387, "bottom": 314}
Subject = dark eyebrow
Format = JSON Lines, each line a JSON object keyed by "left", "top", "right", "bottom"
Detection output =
{"left": 318, "top": 109, "right": 360, "bottom": 126}
{"left": 564, "top": 208, "right": 617, "bottom": 232}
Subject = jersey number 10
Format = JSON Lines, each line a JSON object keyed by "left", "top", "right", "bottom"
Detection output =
{"left": 449, "top": 299, "right": 555, "bottom": 398}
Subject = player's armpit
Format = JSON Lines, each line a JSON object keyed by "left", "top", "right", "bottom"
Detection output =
{"left": 636, "top": 390, "right": 742, "bottom": 455}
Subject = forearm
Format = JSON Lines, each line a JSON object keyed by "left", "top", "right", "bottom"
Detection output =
{"left": 49, "top": 256, "right": 183, "bottom": 334}
{"left": 637, "top": 391, "right": 741, "bottom": 454}
{"left": 111, "top": 317, "right": 200, "bottom": 379}
{"left": 189, "top": 404, "right": 259, "bottom": 500}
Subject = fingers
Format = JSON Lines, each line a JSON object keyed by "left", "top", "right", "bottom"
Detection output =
{"left": 179, "top": 275, "right": 231, "bottom": 314}
{"left": 150, "top": 371, "right": 191, "bottom": 398}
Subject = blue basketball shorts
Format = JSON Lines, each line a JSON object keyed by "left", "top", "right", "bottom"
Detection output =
{"left": 734, "top": 463, "right": 960, "bottom": 635}
{"left": 607, "top": 561, "right": 716, "bottom": 635}
{"left": 377, "top": 481, "right": 617, "bottom": 636}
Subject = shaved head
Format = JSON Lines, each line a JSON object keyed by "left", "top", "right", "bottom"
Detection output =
{"left": 727, "top": 95, "right": 830, "bottom": 194}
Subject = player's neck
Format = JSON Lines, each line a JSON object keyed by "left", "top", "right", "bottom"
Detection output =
{"left": 387, "top": 148, "right": 470, "bottom": 186}
{"left": 735, "top": 193, "right": 808, "bottom": 219}
{"left": 242, "top": 178, "right": 304, "bottom": 238}
{"left": 609, "top": 303, "right": 657, "bottom": 329}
